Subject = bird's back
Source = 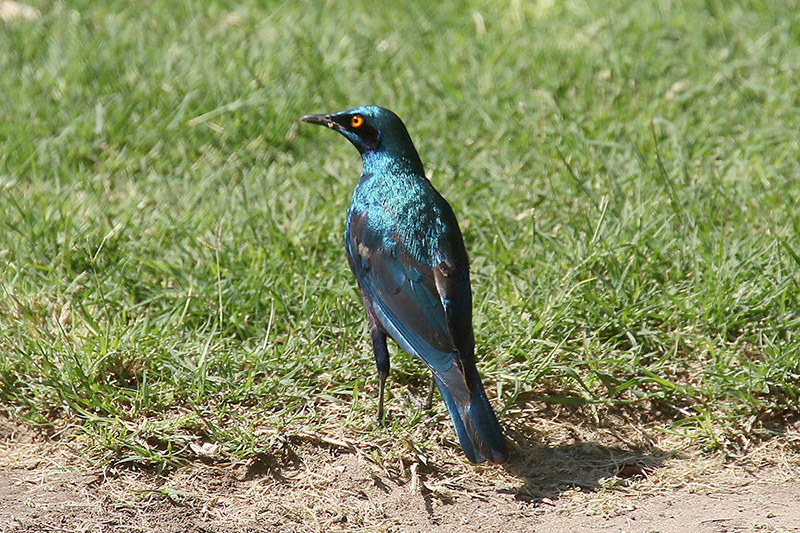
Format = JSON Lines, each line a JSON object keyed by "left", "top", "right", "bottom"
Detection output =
{"left": 350, "top": 158, "right": 467, "bottom": 267}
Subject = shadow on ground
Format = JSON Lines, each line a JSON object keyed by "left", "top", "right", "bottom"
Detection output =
{"left": 500, "top": 423, "right": 677, "bottom": 503}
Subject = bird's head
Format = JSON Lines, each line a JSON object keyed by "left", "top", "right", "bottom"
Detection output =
{"left": 301, "top": 106, "right": 422, "bottom": 168}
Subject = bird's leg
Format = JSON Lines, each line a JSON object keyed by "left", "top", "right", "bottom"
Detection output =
{"left": 370, "top": 327, "right": 390, "bottom": 425}
{"left": 423, "top": 375, "right": 436, "bottom": 410}
{"left": 377, "top": 372, "right": 387, "bottom": 423}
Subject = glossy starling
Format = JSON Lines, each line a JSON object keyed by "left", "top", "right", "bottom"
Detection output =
{"left": 301, "top": 106, "right": 508, "bottom": 463}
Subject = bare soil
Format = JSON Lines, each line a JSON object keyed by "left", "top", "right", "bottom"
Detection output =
{"left": 2, "top": 414, "right": 799, "bottom": 532}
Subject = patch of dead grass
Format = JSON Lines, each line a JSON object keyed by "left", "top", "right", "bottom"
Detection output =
{"left": 2, "top": 409, "right": 799, "bottom": 531}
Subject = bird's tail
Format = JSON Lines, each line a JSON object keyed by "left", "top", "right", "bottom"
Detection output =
{"left": 435, "top": 365, "right": 508, "bottom": 464}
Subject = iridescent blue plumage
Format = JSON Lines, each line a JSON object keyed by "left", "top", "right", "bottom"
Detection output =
{"left": 301, "top": 106, "right": 508, "bottom": 463}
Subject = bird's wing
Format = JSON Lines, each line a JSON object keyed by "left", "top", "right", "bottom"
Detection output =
{"left": 346, "top": 208, "right": 471, "bottom": 403}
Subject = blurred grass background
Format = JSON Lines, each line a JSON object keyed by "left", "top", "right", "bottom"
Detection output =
{"left": 1, "top": 0, "right": 798, "bottom": 468}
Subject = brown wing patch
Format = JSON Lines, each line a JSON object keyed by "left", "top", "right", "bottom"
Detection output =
{"left": 433, "top": 260, "right": 459, "bottom": 302}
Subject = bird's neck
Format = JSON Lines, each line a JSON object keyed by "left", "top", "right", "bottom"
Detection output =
{"left": 361, "top": 149, "right": 425, "bottom": 178}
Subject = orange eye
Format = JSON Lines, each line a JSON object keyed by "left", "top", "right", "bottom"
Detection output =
{"left": 350, "top": 115, "right": 364, "bottom": 128}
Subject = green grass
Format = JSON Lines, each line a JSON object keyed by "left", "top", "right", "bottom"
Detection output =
{"left": 1, "top": 0, "right": 799, "bottom": 468}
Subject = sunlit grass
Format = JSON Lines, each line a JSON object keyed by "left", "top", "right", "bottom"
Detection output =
{"left": 1, "top": 0, "right": 798, "bottom": 468}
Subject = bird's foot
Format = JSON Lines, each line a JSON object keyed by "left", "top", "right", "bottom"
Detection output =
{"left": 404, "top": 388, "right": 433, "bottom": 411}
{"left": 423, "top": 378, "right": 435, "bottom": 410}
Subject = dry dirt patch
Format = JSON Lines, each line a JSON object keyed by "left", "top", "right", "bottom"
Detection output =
{"left": 0, "top": 1, "right": 40, "bottom": 21}
{"left": 1, "top": 414, "right": 799, "bottom": 532}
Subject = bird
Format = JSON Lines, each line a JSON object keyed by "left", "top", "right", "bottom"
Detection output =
{"left": 300, "top": 106, "right": 508, "bottom": 463}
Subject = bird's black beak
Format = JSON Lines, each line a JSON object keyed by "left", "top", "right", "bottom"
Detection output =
{"left": 300, "top": 113, "right": 338, "bottom": 129}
